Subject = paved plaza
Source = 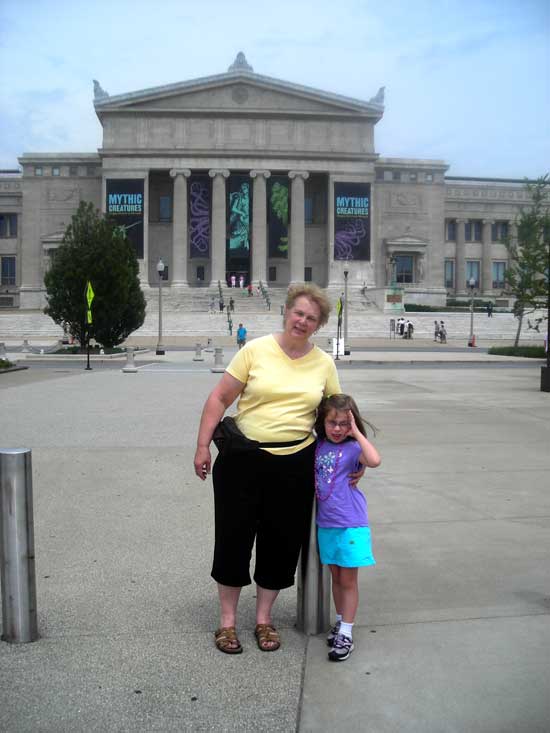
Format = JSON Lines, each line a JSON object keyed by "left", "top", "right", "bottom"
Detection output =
{"left": 1, "top": 346, "right": 550, "bottom": 732}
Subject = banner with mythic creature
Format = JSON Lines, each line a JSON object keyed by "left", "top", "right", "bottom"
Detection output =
{"left": 334, "top": 182, "right": 371, "bottom": 261}
{"left": 188, "top": 176, "right": 211, "bottom": 258}
{"left": 106, "top": 179, "right": 144, "bottom": 258}
{"left": 228, "top": 175, "right": 251, "bottom": 253}
{"left": 268, "top": 176, "right": 290, "bottom": 258}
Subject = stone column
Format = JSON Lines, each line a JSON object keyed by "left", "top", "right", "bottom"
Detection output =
{"left": 455, "top": 218, "right": 466, "bottom": 294}
{"left": 208, "top": 169, "right": 230, "bottom": 286}
{"left": 140, "top": 171, "right": 150, "bottom": 286}
{"left": 169, "top": 168, "right": 191, "bottom": 287}
{"left": 481, "top": 219, "right": 494, "bottom": 294}
{"left": 289, "top": 170, "right": 309, "bottom": 283}
{"left": 250, "top": 170, "right": 270, "bottom": 285}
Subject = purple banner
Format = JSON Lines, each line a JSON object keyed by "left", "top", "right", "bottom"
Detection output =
{"left": 189, "top": 177, "right": 211, "bottom": 258}
{"left": 334, "top": 182, "right": 371, "bottom": 260}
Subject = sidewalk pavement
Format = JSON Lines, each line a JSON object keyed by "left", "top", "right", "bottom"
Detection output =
{"left": 1, "top": 346, "right": 549, "bottom": 732}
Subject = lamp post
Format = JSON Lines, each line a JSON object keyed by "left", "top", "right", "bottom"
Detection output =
{"left": 390, "top": 255, "right": 397, "bottom": 286}
{"left": 468, "top": 276, "right": 476, "bottom": 347}
{"left": 156, "top": 258, "right": 165, "bottom": 355}
{"left": 542, "top": 231, "right": 550, "bottom": 392}
{"left": 343, "top": 267, "right": 349, "bottom": 345}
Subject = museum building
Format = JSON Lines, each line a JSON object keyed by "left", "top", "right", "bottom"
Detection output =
{"left": 0, "top": 53, "right": 531, "bottom": 311}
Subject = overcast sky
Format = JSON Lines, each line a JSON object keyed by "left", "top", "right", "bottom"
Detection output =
{"left": 0, "top": 0, "right": 548, "bottom": 178}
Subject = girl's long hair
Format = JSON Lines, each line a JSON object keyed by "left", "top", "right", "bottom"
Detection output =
{"left": 315, "top": 394, "right": 377, "bottom": 439}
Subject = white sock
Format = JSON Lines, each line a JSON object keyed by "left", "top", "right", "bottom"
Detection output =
{"left": 340, "top": 621, "right": 353, "bottom": 639}
{"left": 335, "top": 614, "right": 343, "bottom": 624}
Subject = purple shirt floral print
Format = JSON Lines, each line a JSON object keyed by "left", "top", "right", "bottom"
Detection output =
{"left": 315, "top": 438, "right": 369, "bottom": 528}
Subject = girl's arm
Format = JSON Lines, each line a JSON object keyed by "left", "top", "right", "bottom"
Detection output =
{"left": 348, "top": 411, "right": 381, "bottom": 468}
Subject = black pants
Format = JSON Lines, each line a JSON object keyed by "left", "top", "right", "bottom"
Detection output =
{"left": 211, "top": 443, "right": 315, "bottom": 590}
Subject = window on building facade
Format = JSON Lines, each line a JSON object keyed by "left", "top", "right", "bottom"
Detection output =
{"left": 52, "top": 167, "right": 60, "bottom": 176}
{"left": 304, "top": 190, "right": 325, "bottom": 225}
{"left": 491, "top": 221, "right": 509, "bottom": 242}
{"left": 268, "top": 266, "right": 277, "bottom": 282}
{"left": 465, "top": 220, "right": 482, "bottom": 242}
{"left": 444, "top": 260, "right": 455, "bottom": 289}
{"left": 466, "top": 260, "right": 480, "bottom": 288}
{"left": 392, "top": 170, "right": 401, "bottom": 182}
{"left": 395, "top": 255, "right": 413, "bottom": 284}
{"left": 159, "top": 195, "right": 172, "bottom": 222}
{"left": 375, "top": 169, "right": 384, "bottom": 181}
{"left": 69, "top": 166, "right": 78, "bottom": 176}
{"left": 0, "top": 214, "right": 17, "bottom": 237}
{"left": 1, "top": 256, "right": 16, "bottom": 286}
{"left": 35, "top": 166, "right": 43, "bottom": 176}
{"left": 304, "top": 267, "right": 312, "bottom": 282}
{"left": 86, "top": 166, "right": 96, "bottom": 176}
{"left": 408, "top": 172, "right": 417, "bottom": 182}
{"left": 425, "top": 173, "right": 433, "bottom": 182}
{"left": 492, "top": 261, "right": 506, "bottom": 289}
{"left": 446, "top": 219, "right": 456, "bottom": 241}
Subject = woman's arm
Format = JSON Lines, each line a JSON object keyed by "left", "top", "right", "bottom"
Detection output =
{"left": 193, "top": 372, "right": 245, "bottom": 480}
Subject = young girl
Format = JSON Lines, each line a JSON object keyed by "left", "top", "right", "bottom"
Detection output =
{"left": 314, "top": 394, "right": 381, "bottom": 662}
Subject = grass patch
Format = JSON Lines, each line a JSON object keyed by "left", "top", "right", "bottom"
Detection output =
{"left": 488, "top": 345, "right": 546, "bottom": 358}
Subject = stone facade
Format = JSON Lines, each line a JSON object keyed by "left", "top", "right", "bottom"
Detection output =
{"left": 0, "top": 54, "right": 530, "bottom": 310}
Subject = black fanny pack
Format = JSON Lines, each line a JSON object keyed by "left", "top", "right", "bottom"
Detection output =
{"left": 212, "top": 416, "right": 309, "bottom": 456}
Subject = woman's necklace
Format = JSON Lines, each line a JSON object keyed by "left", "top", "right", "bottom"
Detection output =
{"left": 315, "top": 440, "right": 343, "bottom": 502}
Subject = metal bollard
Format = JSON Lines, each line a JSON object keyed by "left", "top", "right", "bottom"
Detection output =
{"left": 0, "top": 449, "right": 38, "bottom": 643}
{"left": 211, "top": 346, "right": 225, "bottom": 373}
{"left": 193, "top": 343, "right": 204, "bottom": 361}
{"left": 122, "top": 346, "right": 137, "bottom": 373}
{"left": 296, "top": 500, "right": 331, "bottom": 635}
{"left": 0, "top": 343, "right": 7, "bottom": 359}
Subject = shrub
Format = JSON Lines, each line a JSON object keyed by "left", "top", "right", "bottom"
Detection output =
{"left": 488, "top": 345, "right": 546, "bottom": 358}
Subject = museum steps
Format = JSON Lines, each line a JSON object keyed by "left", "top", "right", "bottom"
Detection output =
{"left": 0, "top": 299, "right": 545, "bottom": 344}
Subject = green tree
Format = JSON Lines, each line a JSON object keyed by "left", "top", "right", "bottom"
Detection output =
{"left": 505, "top": 175, "right": 550, "bottom": 346}
{"left": 44, "top": 201, "right": 146, "bottom": 348}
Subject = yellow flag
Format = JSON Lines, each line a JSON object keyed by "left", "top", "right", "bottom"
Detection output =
{"left": 86, "top": 281, "right": 95, "bottom": 308}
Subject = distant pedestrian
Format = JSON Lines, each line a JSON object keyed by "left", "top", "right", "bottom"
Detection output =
{"left": 247, "top": 283, "right": 253, "bottom": 297}
{"left": 230, "top": 274, "right": 236, "bottom": 288}
{"left": 486, "top": 302, "right": 493, "bottom": 317}
{"left": 219, "top": 299, "right": 224, "bottom": 313}
{"left": 434, "top": 320, "right": 440, "bottom": 342}
{"left": 239, "top": 275, "right": 244, "bottom": 289}
{"left": 209, "top": 296, "right": 216, "bottom": 314}
{"left": 229, "top": 297, "right": 235, "bottom": 312}
{"left": 439, "top": 321, "right": 447, "bottom": 343}
{"left": 405, "top": 320, "right": 414, "bottom": 339}
{"left": 236, "top": 323, "right": 247, "bottom": 349}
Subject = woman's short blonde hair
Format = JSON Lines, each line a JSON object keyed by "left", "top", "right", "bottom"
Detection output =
{"left": 285, "top": 283, "right": 331, "bottom": 327}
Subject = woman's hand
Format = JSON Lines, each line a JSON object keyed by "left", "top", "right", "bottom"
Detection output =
{"left": 348, "top": 463, "right": 365, "bottom": 486}
{"left": 194, "top": 445, "right": 211, "bottom": 481}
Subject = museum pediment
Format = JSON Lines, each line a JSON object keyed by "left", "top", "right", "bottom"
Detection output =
{"left": 94, "top": 54, "right": 384, "bottom": 120}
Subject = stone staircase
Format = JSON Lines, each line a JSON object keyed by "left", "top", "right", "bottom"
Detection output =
{"left": 0, "top": 299, "right": 546, "bottom": 343}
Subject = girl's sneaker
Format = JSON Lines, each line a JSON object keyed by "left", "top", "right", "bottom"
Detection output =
{"left": 326, "top": 621, "right": 341, "bottom": 647}
{"left": 328, "top": 633, "right": 354, "bottom": 662}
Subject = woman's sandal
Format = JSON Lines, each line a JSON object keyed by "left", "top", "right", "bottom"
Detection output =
{"left": 214, "top": 626, "right": 243, "bottom": 654}
{"left": 254, "top": 623, "right": 281, "bottom": 652}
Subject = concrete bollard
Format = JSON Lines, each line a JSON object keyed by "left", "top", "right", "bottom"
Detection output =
{"left": 296, "top": 500, "right": 330, "bottom": 635}
{"left": 122, "top": 347, "right": 138, "bottom": 373}
{"left": 0, "top": 448, "right": 39, "bottom": 643}
{"left": 21, "top": 339, "right": 31, "bottom": 353}
{"left": 211, "top": 346, "right": 225, "bottom": 373}
{"left": 193, "top": 343, "right": 204, "bottom": 361}
{"left": 0, "top": 343, "right": 7, "bottom": 359}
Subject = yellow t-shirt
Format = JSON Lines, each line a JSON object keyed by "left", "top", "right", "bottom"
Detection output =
{"left": 226, "top": 334, "right": 341, "bottom": 455}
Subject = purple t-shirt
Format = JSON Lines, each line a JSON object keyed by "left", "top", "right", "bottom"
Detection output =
{"left": 315, "top": 438, "right": 369, "bottom": 528}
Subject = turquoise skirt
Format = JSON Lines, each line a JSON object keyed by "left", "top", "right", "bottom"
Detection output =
{"left": 317, "top": 527, "right": 376, "bottom": 568}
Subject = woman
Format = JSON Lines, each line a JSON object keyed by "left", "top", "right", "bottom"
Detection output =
{"left": 194, "top": 284, "right": 344, "bottom": 654}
